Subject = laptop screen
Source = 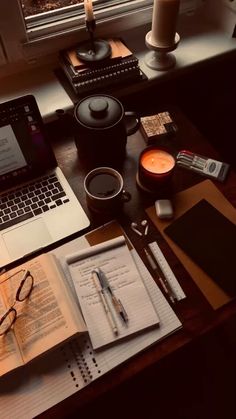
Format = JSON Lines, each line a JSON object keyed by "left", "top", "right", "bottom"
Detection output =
{"left": 0, "top": 95, "right": 57, "bottom": 190}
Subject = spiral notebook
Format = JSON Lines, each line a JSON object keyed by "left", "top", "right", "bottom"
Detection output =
{"left": 66, "top": 236, "right": 160, "bottom": 350}
{"left": 0, "top": 222, "right": 182, "bottom": 419}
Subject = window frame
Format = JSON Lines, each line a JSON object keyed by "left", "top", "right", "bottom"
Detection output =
{"left": 0, "top": 0, "right": 200, "bottom": 68}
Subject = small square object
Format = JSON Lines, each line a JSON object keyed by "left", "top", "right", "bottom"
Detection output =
{"left": 155, "top": 199, "right": 174, "bottom": 219}
{"left": 140, "top": 112, "right": 178, "bottom": 144}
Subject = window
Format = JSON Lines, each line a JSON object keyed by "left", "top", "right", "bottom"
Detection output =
{"left": 21, "top": 1, "right": 82, "bottom": 18}
{"left": 0, "top": 0, "right": 200, "bottom": 69}
{"left": 23, "top": 0, "right": 155, "bottom": 40}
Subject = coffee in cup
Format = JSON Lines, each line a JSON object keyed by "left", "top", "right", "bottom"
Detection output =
{"left": 84, "top": 167, "right": 131, "bottom": 213}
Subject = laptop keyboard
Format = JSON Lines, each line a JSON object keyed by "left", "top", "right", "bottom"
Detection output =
{"left": 0, "top": 174, "right": 70, "bottom": 231}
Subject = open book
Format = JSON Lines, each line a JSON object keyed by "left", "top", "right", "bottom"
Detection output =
{"left": 0, "top": 222, "right": 183, "bottom": 419}
{"left": 0, "top": 253, "right": 87, "bottom": 377}
{"left": 65, "top": 236, "right": 160, "bottom": 350}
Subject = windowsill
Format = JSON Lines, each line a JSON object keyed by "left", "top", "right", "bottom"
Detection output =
{"left": 0, "top": 12, "right": 235, "bottom": 123}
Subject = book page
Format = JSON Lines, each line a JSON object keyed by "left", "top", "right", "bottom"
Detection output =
{"left": 66, "top": 237, "right": 160, "bottom": 350}
{"left": 1, "top": 254, "right": 87, "bottom": 366}
{"left": 0, "top": 289, "right": 23, "bottom": 377}
{"left": 0, "top": 230, "right": 182, "bottom": 419}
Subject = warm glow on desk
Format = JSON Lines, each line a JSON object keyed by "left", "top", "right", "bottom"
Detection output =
{"left": 138, "top": 147, "right": 175, "bottom": 192}
{"left": 140, "top": 148, "right": 175, "bottom": 174}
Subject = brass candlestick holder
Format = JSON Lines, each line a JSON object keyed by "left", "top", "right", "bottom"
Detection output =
{"left": 145, "top": 31, "right": 180, "bottom": 71}
{"left": 76, "top": 19, "right": 111, "bottom": 63}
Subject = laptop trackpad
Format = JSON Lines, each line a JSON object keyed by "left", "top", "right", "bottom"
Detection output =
{"left": 3, "top": 218, "right": 52, "bottom": 259}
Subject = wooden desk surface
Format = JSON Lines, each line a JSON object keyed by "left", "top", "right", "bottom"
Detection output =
{"left": 40, "top": 107, "right": 236, "bottom": 418}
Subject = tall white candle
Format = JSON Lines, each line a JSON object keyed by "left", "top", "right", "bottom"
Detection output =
{"left": 151, "top": 0, "right": 180, "bottom": 47}
{"left": 84, "top": 0, "right": 95, "bottom": 21}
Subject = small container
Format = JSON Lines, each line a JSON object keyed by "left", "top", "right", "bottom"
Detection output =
{"left": 155, "top": 199, "right": 174, "bottom": 219}
{"left": 137, "top": 146, "right": 176, "bottom": 193}
{"left": 176, "top": 150, "right": 230, "bottom": 182}
{"left": 140, "top": 111, "right": 177, "bottom": 144}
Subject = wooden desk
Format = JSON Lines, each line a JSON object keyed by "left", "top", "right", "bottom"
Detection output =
{"left": 40, "top": 107, "right": 236, "bottom": 418}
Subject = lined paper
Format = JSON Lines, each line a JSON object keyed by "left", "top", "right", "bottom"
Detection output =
{"left": 66, "top": 237, "right": 160, "bottom": 349}
{"left": 0, "top": 236, "right": 182, "bottom": 419}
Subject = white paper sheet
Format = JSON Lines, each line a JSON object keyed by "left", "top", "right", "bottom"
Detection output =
{"left": 66, "top": 237, "right": 160, "bottom": 349}
{"left": 0, "top": 234, "right": 182, "bottom": 419}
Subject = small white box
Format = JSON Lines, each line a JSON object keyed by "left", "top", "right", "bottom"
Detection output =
{"left": 155, "top": 199, "right": 174, "bottom": 219}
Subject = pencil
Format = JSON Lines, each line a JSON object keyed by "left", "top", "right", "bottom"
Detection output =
{"left": 144, "top": 247, "right": 176, "bottom": 304}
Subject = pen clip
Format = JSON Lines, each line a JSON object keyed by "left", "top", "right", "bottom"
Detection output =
{"left": 95, "top": 268, "right": 107, "bottom": 290}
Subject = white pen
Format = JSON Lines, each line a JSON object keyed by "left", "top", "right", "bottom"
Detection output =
{"left": 92, "top": 269, "right": 118, "bottom": 336}
{"left": 97, "top": 268, "right": 129, "bottom": 324}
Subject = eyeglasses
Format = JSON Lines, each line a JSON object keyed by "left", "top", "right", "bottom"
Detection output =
{"left": 0, "top": 269, "right": 34, "bottom": 336}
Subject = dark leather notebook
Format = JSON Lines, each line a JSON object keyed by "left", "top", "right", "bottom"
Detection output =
{"left": 164, "top": 199, "right": 236, "bottom": 297}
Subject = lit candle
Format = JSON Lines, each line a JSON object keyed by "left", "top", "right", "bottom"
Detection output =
{"left": 151, "top": 0, "right": 180, "bottom": 47}
{"left": 84, "top": 0, "right": 95, "bottom": 22}
{"left": 138, "top": 147, "right": 175, "bottom": 191}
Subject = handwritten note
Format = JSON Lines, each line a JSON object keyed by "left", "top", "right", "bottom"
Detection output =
{"left": 66, "top": 237, "right": 160, "bottom": 349}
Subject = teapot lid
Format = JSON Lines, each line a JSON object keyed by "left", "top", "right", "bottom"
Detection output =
{"left": 74, "top": 94, "right": 123, "bottom": 129}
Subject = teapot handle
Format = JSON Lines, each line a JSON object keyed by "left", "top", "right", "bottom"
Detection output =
{"left": 124, "top": 111, "right": 140, "bottom": 136}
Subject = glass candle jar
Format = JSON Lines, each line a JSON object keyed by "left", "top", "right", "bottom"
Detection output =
{"left": 138, "top": 147, "right": 176, "bottom": 192}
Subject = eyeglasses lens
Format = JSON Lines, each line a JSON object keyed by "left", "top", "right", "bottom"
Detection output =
{"left": 0, "top": 308, "right": 17, "bottom": 336}
{"left": 17, "top": 275, "right": 34, "bottom": 302}
{"left": 0, "top": 270, "right": 34, "bottom": 336}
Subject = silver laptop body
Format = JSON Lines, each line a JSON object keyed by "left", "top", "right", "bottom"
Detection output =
{"left": 0, "top": 95, "right": 90, "bottom": 268}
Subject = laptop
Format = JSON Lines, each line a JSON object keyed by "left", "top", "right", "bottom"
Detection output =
{"left": 0, "top": 94, "right": 90, "bottom": 268}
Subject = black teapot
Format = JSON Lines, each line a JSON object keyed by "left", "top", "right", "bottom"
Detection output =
{"left": 73, "top": 94, "right": 140, "bottom": 167}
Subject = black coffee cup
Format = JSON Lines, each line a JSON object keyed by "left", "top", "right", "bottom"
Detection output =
{"left": 74, "top": 94, "right": 140, "bottom": 167}
{"left": 84, "top": 167, "right": 131, "bottom": 213}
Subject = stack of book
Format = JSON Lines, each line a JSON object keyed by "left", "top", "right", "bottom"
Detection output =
{"left": 59, "top": 38, "right": 144, "bottom": 95}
